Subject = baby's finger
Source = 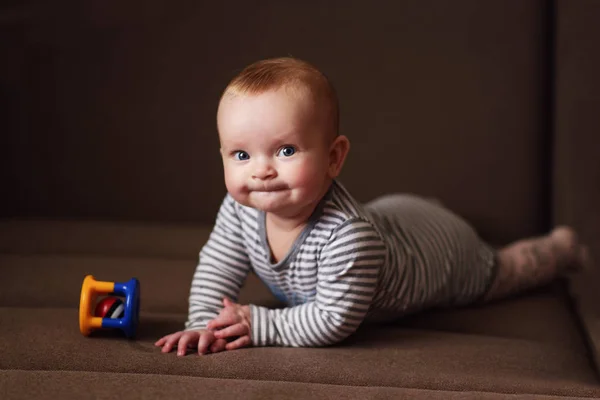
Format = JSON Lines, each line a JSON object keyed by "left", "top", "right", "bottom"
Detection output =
{"left": 197, "top": 332, "right": 214, "bottom": 355}
{"left": 161, "top": 331, "right": 183, "bottom": 353}
{"left": 207, "top": 314, "right": 238, "bottom": 330}
{"left": 177, "top": 332, "right": 195, "bottom": 356}
{"left": 214, "top": 323, "right": 248, "bottom": 339}
{"left": 225, "top": 335, "right": 251, "bottom": 351}
{"left": 223, "top": 297, "right": 235, "bottom": 307}
{"left": 210, "top": 338, "right": 228, "bottom": 354}
{"left": 154, "top": 335, "right": 168, "bottom": 346}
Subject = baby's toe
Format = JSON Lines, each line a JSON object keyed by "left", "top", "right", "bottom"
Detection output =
{"left": 578, "top": 245, "right": 592, "bottom": 272}
{"left": 551, "top": 226, "right": 578, "bottom": 252}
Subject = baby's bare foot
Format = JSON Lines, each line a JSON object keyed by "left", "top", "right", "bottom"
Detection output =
{"left": 550, "top": 226, "right": 586, "bottom": 273}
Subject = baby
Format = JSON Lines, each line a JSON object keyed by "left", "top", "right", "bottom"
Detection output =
{"left": 155, "top": 57, "right": 587, "bottom": 356}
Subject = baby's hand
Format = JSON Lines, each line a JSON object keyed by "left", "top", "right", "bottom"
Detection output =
{"left": 154, "top": 329, "right": 227, "bottom": 356}
{"left": 207, "top": 297, "right": 252, "bottom": 351}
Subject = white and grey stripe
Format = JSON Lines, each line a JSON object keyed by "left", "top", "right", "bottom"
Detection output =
{"left": 186, "top": 181, "right": 496, "bottom": 347}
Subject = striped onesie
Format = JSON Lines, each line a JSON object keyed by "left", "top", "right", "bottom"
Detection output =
{"left": 185, "top": 180, "right": 497, "bottom": 347}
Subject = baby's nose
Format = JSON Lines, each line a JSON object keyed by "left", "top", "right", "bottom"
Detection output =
{"left": 252, "top": 160, "right": 276, "bottom": 180}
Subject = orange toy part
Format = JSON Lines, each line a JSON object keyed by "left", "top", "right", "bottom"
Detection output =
{"left": 79, "top": 275, "right": 115, "bottom": 336}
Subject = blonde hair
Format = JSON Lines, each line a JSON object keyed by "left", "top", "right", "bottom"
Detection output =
{"left": 221, "top": 57, "right": 339, "bottom": 136}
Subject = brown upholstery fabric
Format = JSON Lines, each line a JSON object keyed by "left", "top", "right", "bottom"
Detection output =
{"left": 0, "top": 222, "right": 279, "bottom": 312}
{"left": 1, "top": 1, "right": 549, "bottom": 244}
{"left": 1, "top": 221, "right": 600, "bottom": 398}
{"left": 1, "top": 297, "right": 599, "bottom": 397}
{"left": 0, "top": 254, "right": 280, "bottom": 312}
{"left": 1, "top": 371, "right": 594, "bottom": 400}
{"left": 0, "top": 220, "right": 212, "bottom": 259}
{"left": 555, "top": 0, "right": 600, "bottom": 375}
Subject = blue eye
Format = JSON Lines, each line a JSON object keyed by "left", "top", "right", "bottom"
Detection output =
{"left": 234, "top": 151, "right": 249, "bottom": 161}
{"left": 278, "top": 146, "right": 296, "bottom": 157}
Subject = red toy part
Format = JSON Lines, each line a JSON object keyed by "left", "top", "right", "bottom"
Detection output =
{"left": 95, "top": 296, "right": 125, "bottom": 319}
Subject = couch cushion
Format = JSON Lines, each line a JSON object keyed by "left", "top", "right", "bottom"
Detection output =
{"left": 0, "top": 220, "right": 281, "bottom": 312}
{"left": 2, "top": 220, "right": 598, "bottom": 396}
{"left": 2, "top": 371, "right": 595, "bottom": 400}
{"left": 1, "top": 287, "right": 598, "bottom": 397}
{"left": 0, "top": 253, "right": 280, "bottom": 313}
{"left": 0, "top": 220, "right": 212, "bottom": 259}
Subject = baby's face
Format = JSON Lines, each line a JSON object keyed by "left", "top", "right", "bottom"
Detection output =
{"left": 217, "top": 88, "right": 333, "bottom": 218}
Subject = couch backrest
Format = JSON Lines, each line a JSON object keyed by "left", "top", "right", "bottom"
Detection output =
{"left": 554, "top": 0, "right": 600, "bottom": 245}
{"left": 1, "top": 1, "right": 550, "bottom": 244}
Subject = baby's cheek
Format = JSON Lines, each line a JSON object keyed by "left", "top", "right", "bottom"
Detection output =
{"left": 224, "top": 171, "right": 247, "bottom": 199}
{"left": 294, "top": 162, "right": 325, "bottom": 189}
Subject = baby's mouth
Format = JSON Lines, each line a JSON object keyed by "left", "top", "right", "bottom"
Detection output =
{"left": 250, "top": 184, "right": 289, "bottom": 193}
{"left": 252, "top": 189, "right": 288, "bottom": 195}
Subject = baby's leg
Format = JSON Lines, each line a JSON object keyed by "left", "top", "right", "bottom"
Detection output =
{"left": 484, "top": 226, "right": 588, "bottom": 301}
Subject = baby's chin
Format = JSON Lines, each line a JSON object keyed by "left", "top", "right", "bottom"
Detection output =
{"left": 237, "top": 191, "right": 310, "bottom": 216}
{"left": 248, "top": 191, "right": 293, "bottom": 212}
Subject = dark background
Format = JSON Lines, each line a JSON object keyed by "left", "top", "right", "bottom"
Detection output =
{"left": 1, "top": 0, "right": 598, "bottom": 247}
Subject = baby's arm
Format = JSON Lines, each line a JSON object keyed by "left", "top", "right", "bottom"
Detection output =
{"left": 185, "top": 195, "right": 252, "bottom": 330}
{"left": 156, "top": 195, "right": 252, "bottom": 355}
{"left": 248, "top": 219, "right": 386, "bottom": 347}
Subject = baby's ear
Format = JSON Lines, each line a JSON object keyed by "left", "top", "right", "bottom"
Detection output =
{"left": 328, "top": 135, "right": 350, "bottom": 178}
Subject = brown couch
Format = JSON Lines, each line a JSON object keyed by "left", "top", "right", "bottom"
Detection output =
{"left": 2, "top": 1, "right": 599, "bottom": 398}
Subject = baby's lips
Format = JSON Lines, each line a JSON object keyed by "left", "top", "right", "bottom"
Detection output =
{"left": 248, "top": 183, "right": 289, "bottom": 192}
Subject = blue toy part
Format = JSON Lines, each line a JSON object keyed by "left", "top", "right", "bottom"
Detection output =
{"left": 100, "top": 278, "right": 140, "bottom": 338}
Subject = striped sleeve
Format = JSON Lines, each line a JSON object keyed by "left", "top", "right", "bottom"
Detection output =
{"left": 184, "top": 195, "right": 252, "bottom": 331}
{"left": 249, "top": 218, "right": 387, "bottom": 347}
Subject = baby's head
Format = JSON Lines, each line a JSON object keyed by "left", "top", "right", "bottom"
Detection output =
{"left": 217, "top": 57, "right": 350, "bottom": 219}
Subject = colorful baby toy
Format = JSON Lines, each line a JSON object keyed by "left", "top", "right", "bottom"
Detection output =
{"left": 79, "top": 275, "right": 140, "bottom": 338}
